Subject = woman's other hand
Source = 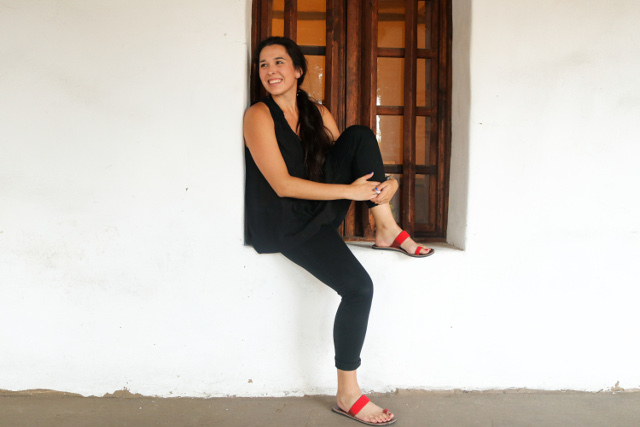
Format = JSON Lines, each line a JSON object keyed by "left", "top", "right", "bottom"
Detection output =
{"left": 371, "top": 176, "right": 398, "bottom": 205}
{"left": 348, "top": 172, "right": 381, "bottom": 201}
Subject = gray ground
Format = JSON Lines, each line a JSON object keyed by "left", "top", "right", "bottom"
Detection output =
{"left": 1, "top": 388, "right": 639, "bottom": 426}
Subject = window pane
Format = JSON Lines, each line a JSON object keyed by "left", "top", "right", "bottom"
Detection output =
{"left": 378, "top": 0, "right": 405, "bottom": 48}
{"left": 300, "top": 55, "right": 325, "bottom": 102}
{"left": 297, "top": 0, "right": 326, "bottom": 46}
{"left": 272, "top": 0, "right": 284, "bottom": 37}
{"left": 376, "top": 115, "right": 403, "bottom": 165}
{"left": 388, "top": 173, "right": 402, "bottom": 224}
{"left": 415, "top": 116, "right": 432, "bottom": 166}
{"left": 377, "top": 58, "right": 404, "bottom": 106}
{"left": 415, "top": 174, "right": 430, "bottom": 224}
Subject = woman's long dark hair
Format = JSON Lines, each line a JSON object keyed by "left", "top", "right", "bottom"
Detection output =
{"left": 254, "top": 37, "right": 334, "bottom": 182}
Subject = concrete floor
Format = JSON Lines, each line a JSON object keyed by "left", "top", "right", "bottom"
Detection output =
{"left": 2, "top": 388, "right": 640, "bottom": 427}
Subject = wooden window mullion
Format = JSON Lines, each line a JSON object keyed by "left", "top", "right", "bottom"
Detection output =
{"left": 284, "top": 0, "right": 297, "bottom": 41}
{"left": 326, "top": 0, "right": 346, "bottom": 235}
{"left": 325, "top": 0, "right": 346, "bottom": 131}
{"left": 402, "top": 0, "right": 418, "bottom": 235}
{"left": 358, "top": 0, "right": 378, "bottom": 238}
{"left": 428, "top": 0, "right": 440, "bottom": 232}
{"left": 436, "top": 0, "right": 452, "bottom": 236}
{"left": 361, "top": 0, "right": 378, "bottom": 130}
{"left": 345, "top": 0, "right": 362, "bottom": 128}
{"left": 343, "top": 0, "right": 362, "bottom": 237}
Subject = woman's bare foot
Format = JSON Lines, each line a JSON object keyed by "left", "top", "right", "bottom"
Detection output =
{"left": 370, "top": 204, "right": 431, "bottom": 255}
{"left": 372, "top": 219, "right": 432, "bottom": 256}
{"left": 374, "top": 227, "right": 432, "bottom": 255}
{"left": 336, "top": 391, "right": 394, "bottom": 424}
{"left": 337, "top": 369, "right": 394, "bottom": 424}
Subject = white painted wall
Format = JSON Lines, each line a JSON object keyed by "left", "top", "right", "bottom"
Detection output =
{"left": 1, "top": 0, "right": 639, "bottom": 397}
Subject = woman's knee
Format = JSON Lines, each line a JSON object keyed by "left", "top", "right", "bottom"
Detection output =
{"left": 342, "top": 125, "right": 376, "bottom": 143}
{"left": 340, "top": 270, "right": 374, "bottom": 302}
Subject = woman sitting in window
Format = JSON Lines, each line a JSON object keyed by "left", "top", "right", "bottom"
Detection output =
{"left": 244, "top": 36, "right": 434, "bottom": 426}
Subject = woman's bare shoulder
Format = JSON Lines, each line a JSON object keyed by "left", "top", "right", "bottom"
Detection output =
{"left": 314, "top": 102, "right": 341, "bottom": 140}
{"left": 314, "top": 102, "right": 329, "bottom": 114}
{"left": 244, "top": 101, "right": 270, "bottom": 120}
{"left": 315, "top": 103, "right": 336, "bottom": 123}
{"left": 244, "top": 101, "right": 277, "bottom": 150}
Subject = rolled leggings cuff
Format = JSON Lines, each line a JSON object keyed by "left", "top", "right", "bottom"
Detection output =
{"left": 335, "top": 357, "right": 361, "bottom": 371}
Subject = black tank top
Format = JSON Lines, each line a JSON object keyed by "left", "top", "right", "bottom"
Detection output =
{"left": 244, "top": 96, "right": 334, "bottom": 253}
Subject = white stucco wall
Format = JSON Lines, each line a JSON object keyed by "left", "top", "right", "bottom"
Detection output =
{"left": 1, "top": 0, "right": 639, "bottom": 397}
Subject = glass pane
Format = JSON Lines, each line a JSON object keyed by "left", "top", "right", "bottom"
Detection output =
{"left": 378, "top": 0, "right": 405, "bottom": 48}
{"left": 376, "top": 115, "right": 403, "bottom": 164}
{"left": 377, "top": 58, "right": 404, "bottom": 106}
{"left": 300, "top": 55, "right": 325, "bottom": 102}
{"left": 297, "top": 0, "right": 326, "bottom": 46}
{"left": 415, "top": 116, "right": 432, "bottom": 166}
{"left": 388, "top": 173, "right": 402, "bottom": 224}
{"left": 415, "top": 174, "right": 430, "bottom": 224}
{"left": 272, "top": 0, "right": 284, "bottom": 37}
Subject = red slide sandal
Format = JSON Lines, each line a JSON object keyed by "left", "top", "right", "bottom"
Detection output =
{"left": 372, "top": 230, "right": 434, "bottom": 258}
{"left": 331, "top": 395, "right": 397, "bottom": 425}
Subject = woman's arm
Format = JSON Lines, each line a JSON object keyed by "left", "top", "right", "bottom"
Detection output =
{"left": 243, "top": 103, "right": 380, "bottom": 201}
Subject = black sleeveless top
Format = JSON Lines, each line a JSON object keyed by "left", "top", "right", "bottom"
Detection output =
{"left": 244, "top": 96, "right": 335, "bottom": 254}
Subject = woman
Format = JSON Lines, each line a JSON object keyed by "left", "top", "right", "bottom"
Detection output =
{"left": 244, "top": 36, "right": 434, "bottom": 426}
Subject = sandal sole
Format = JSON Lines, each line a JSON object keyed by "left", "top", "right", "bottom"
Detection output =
{"left": 371, "top": 244, "right": 434, "bottom": 258}
{"left": 331, "top": 404, "right": 397, "bottom": 426}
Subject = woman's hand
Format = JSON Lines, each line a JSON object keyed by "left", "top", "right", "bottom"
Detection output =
{"left": 348, "top": 172, "right": 381, "bottom": 201}
{"left": 371, "top": 176, "right": 398, "bottom": 205}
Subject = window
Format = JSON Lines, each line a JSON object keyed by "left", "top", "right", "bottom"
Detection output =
{"left": 251, "top": 0, "right": 452, "bottom": 241}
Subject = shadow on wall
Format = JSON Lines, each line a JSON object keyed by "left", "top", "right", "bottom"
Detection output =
{"left": 447, "top": 0, "right": 471, "bottom": 250}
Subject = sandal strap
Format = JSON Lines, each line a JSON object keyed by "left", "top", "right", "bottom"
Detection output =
{"left": 390, "top": 230, "right": 409, "bottom": 249}
{"left": 415, "top": 246, "right": 424, "bottom": 255}
{"left": 348, "top": 395, "right": 370, "bottom": 417}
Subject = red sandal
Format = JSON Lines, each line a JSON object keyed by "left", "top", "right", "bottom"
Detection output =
{"left": 331, "top": 395, "right": 397, "bottom": 425}
{"left": 372, "top": 230, "right": 434, "bottom": 258}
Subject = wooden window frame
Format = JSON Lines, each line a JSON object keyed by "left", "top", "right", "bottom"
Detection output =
{"left": 250, "top": 0, "right": 452, "bottom": 242}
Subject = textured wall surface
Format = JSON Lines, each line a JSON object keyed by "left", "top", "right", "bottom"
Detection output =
{"left": 1, "top": 0, "right": 639, "bottom": 397}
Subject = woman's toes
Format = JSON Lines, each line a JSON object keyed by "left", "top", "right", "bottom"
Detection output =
{"left": 378, "top": 412, "right": 390, "bottom": 422}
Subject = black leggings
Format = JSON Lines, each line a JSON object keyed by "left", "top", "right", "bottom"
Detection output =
{"left": 281, "top": 125, "right": 386, "bottom": 371}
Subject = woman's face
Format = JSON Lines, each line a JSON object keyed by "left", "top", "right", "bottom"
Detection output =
{"left": 258, "top": 44, "right": 302, "bottom": 97}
